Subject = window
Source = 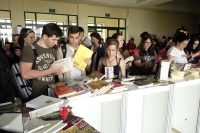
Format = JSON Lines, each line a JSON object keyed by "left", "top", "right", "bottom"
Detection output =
{"left": 88, "top": 16, "right": 126, "bottom": 40}
{"left": 0, "top": 10, "right": 12, "bottom": 43}
{"left": 25, "top": 12, "right": 78, "bottom": 38}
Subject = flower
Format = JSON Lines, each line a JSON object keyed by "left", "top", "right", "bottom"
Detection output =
{"left": 128, "top": 50, "right": 133, "bottom": 53}
{"left": 157, "top": 55, "right": 161, "bottom": 62}
{"left": 60, "top": 107, "right": 68, "bottom": 119}
{"left": 132, "top": 50, "right": 139, "bottom": 56}
{"left": 129, "top": 49, "right": 139, "bottom": 56}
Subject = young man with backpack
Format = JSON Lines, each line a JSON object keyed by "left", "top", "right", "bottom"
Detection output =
{"left": 20, "top": 23, "right": 65, "bottom": 99}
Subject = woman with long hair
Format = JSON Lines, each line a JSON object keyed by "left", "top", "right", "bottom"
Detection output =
{"left": 87, "top": 32, "right": 105, "bottom": 74}
{"left": 18, "top": 28, "right": 35, "bottom": 49}
{"left": 112, "top": 33, "right": 129, "bottom": 59}
{"left": 167, "top": 32, "right": 189, "bottom": 64}
{"left": 112, "top": 33, "right": 134, "bottom": 69}
{"left": 184, "top": 37, "right": 200, "bottom": 64}
{"left": 130, "top": 33, "right": 157, "bottom": 75}
{"left": 97, "top": 38, "right": 126, "bottom": 78}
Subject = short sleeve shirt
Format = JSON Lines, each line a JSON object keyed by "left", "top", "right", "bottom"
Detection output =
{"left": 20, "top": 44, "right": 56, "bottom": 98}
{"left": 167, "top": 46, "right": 188, "bottom": 63}
{"left": 82, "top": 37, "right": 92, "bottom": 47}
{"left": 131, "top": 48, "right": 157, "bottom": 75}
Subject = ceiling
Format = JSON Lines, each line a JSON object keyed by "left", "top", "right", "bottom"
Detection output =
{"left": 41, "top": 0, "right": 200, "bottom": 14}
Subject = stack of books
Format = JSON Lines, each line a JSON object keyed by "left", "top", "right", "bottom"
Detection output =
{"left": 110, "top": 82, "right": 128, "bottom": 93}
{"left": 86, "top": 80, "right": 113, "bottom": 96}
{"left": 50, "top": 82, "right": 92, "bottom": 100}
{"left": 22, "top": 96, "right": 99, "bottom": 133}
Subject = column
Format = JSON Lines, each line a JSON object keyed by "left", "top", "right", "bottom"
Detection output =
{"left": 10, "top": 0, "right": 25, "bottom": 34}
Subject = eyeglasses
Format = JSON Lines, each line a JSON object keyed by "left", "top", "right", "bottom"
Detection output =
{"left": 25, "top": 29, "right": 34, "bottom": 36}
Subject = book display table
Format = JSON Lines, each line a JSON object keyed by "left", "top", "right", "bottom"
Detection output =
{"left": 69, "top": 78, "right": 200, "bottom": 133}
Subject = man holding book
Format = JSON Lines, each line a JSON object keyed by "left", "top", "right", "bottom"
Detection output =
{"left": 20, "top": 23, "right": 65, "bottom": 99}
{"left": 57, "top": 26, "right": 91, "bottom": 82}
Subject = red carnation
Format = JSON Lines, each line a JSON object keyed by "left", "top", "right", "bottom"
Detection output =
{"left": 132, "top": 50, "right": 139, "bottom": 56}
{"left": 60, "top": 107, "right": 68, "bottom": 119}
{"left": 157, "top": 55, "right": 161, "bottom": 62}
{"left": 129, "top": 50, "right": 133, "bottom": 53}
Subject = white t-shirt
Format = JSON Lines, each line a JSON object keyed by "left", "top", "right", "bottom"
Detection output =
{"left": 167, "top": 46, "right": 188, "bottom": 63}
{"left": 68, "top": 45, "right": 82, "bottom": 79}
{"left": 82, "top": 37, "right": 92, "bottom": 47}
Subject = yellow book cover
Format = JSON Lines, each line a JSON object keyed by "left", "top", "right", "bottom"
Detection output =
{"left": 73, "top": 45, "right": 93, "bottom": 71}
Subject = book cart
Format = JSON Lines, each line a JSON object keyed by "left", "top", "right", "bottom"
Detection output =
{"left": 69, "top": 78, "right": 200, "bottom": 133}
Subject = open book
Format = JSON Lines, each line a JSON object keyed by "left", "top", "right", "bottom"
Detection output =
{"left": 66, "top": 84, "right": 92, "bottom": 100}
{"left": 55, "top": 57, "right": 73, "bottom": 72}
{"left": 26, "top": 95, "right": 64, "bottom": 109}
{"left": 25, "top": 117, "right": 65, "bottom": 133}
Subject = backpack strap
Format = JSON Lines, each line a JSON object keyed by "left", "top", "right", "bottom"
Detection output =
{"left": 82, "top": 37, "right": 87, "bottom": 42}
{"left": 29, "top": 44, "right": 38, "bottom": 69}
{"left": 61, "top": 45, "right": 67, "bottom": 58}
{"left": 29, "top": 44, "right": 39, "bottom": 87}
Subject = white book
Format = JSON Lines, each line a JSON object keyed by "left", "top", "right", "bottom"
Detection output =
{"left": 135, "top": 83, "right": 154, "bottom": 89}
{"left": 46, "top": 122, "right": 67, "bottom": 133}
{"left": 55, "top": 57, "right": 73, "bottom": 72}
{"left": 29, "top": 103, "right": 60, "bottom": 119}
{"left": 105, "top": 66, "right": 114, "bottom": 79}
{"left": 26, "top": 95, "right": 64, "bottom": 109}
{"left": 159, "top": 60, "right": 170, "bottom": 80}
{"left": 25, "top": 118, "right": 63, "bottom": 133}
{"left": 34, "top": 120, "right": 63, "bottom": 133}
{"left": 121, "top": 77, "right": 135, "bottom": 81}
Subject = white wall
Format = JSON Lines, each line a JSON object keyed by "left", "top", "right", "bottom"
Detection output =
{"left": 24, "top": 0, "right": 77, "bottom": 15}
{"left": 127, "top": 9, "right": 196, "bottom": 45}
{"left": 0, "top": 0, "right": 10, "bottom": 10}
{"left": 0, "top": 0, "right": 197, "bottom": 41}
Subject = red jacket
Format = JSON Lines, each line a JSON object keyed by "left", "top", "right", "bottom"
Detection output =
{"left": 127, "top": 42, "right": 136, "bottom": 51}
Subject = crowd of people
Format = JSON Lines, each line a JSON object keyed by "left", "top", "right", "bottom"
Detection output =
{"left": 1, "top": 23, "right": 200, "bottom": 99}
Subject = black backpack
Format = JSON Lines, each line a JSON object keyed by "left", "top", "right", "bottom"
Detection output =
{"left": 11, "top": 44, "right": 38, "bottom": 102}
{"left": 0, "top": 51, "right": 15, "bottom": 103}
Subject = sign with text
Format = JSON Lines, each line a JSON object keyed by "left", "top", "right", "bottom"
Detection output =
{"left": 49, "top": 8, "right": 55, "bottom": 14}
{"left": 105, "top": 13, "right": 110, "bottom": 18}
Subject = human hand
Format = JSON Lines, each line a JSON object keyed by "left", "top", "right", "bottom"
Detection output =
{"left": 152, "top": 65, "right": 157, "bottom": 72}
{"left": 144, "top": 61, "right": 152, "bottom": 67}
{"left": 49, "top": 62, "right": 64, "bottom": 75}
{"left": 126, "top": 62, "right": 132, "bottom": 68}
{"left": 84, "top": 58, "right": 92, "bottom": 66}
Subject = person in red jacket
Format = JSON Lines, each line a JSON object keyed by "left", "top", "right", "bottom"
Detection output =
{"left": 127, "top": 38, "right": 136, "bottom": 51}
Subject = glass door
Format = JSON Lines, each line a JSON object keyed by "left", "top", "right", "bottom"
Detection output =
{"left": 107, "top": 28, "right": 118, "bottom": 38}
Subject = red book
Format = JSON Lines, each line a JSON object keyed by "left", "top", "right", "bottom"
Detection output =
{"left": 54, "top": 86, "right": 76, "bottom": 98}
{"left": 112, "top": 82, "right": 126, "bottom": 90}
